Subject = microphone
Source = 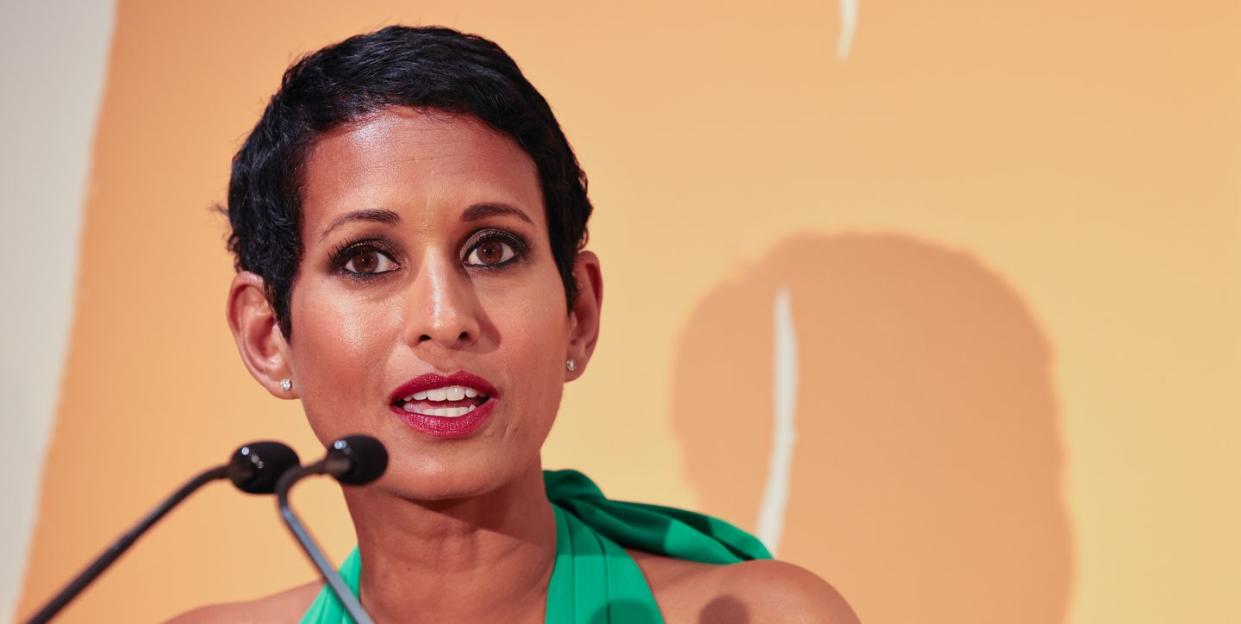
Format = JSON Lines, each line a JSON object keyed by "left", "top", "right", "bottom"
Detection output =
{"left": 276, "top": 435, "right": 388, "bottom": 624}
{"left": 25, "top": 441, "right": 301, "bottom": 624}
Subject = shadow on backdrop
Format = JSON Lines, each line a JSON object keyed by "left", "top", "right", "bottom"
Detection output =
{"left": 671, "top": 234, "right": 1072, "bottom": 623}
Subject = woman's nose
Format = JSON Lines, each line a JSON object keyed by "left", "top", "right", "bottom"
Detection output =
{"left": 402, "top": 253, "right": 482, "bottom": 350}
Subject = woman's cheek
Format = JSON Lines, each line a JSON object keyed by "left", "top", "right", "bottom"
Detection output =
{"left": 292, "top": 293, "right": 385, "bottom": 421}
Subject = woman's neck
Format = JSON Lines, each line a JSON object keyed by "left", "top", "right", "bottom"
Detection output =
{"left": 343, "top": 462, "right": 557, "bottom": 624}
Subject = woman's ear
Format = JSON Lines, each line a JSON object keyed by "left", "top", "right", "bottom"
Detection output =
{"left": 226, "top": 271, "right": 296, "bottom": 398}
{"left": 566, "top": 250, "right": 603, "bottom": 382}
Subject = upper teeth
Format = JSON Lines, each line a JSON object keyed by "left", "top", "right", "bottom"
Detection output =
{"left": 403, "top": 385, "right": 481, "bottom": 402}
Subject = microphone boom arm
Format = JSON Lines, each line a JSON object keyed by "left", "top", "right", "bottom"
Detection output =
{"left": 25, "top": 465, "right": 229, "bottom": 624}
{"left": 276, "top": 463, "right": 375, "bottom": 624}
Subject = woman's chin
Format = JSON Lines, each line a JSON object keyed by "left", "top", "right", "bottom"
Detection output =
{"left": 370, "top": 456, "right": 528, "bottom": 503}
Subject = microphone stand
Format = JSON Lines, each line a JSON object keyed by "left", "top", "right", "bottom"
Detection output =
{"left": 276, "top": 460, "right": 375, "bottom": 624}
{"left": 24, "top": 441, "right": 299, "bottom": 624}
{"left": 25, "top": 466, "right": 228, "bottom": 624}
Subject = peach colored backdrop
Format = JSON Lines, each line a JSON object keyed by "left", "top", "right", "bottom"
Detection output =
{"left": 17, "top": 1, "right": 1241, "bottom": 623}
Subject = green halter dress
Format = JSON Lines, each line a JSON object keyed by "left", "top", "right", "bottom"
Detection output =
{"left": 301, "top": 469, "right": 771, "bottom": 623}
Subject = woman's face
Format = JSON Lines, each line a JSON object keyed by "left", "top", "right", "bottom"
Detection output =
{"left": 283, "top": 107, "right": 574, "bottom": 500}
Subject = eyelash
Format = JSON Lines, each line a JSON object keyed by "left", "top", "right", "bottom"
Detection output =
{"left": 328, "top": 238, "right": 394, "bottom": 281}
{"left": 461, "top": 229, "right": 529, "bottom": 270}
{"left": 328, "top": 229, "right": 530, "bottom": 280}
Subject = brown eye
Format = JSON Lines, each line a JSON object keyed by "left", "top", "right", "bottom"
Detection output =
{"left": 465, "top": 237, "right": 516, "bottom": 267}
{"left": 342, "top": 248, "right": 398, "bottom": 275}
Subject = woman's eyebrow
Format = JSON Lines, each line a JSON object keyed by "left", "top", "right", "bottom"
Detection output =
{"left": 461, "top": 202, "right": 533, "bottom": 225}
{"left": 319, "top": 209, "right": 401, "bottom": 241}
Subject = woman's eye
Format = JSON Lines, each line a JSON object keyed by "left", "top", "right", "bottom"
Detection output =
{"left": 465, "top": 237, "right": 517, "bottom": 267}
{"left": 342, "top": 247, "right": 399, "bottom": 275}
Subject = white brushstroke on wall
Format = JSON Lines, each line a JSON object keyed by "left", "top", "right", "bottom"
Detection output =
{"left": 0, "top": 1, "right": 115, "bottom": 619}
{"left": 837, "top": 0, "right": 858, "bottom": 61}
{"left": 756, "top": 288, "right": 799, "bottom": 555}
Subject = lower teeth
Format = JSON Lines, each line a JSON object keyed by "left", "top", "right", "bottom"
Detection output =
{"left": 404, "top": 403, "right": 478, "bottom": 418}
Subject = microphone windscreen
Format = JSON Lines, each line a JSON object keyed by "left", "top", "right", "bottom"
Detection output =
{"left": 228, "top": 441, "right": 301, "bottom": 494}
{"left": 327, "top": 435, "right": 388, "bottom": 485}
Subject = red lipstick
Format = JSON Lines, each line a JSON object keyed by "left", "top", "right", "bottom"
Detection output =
{"left": 388, "top": 372, "right": 499, "bottom": 439}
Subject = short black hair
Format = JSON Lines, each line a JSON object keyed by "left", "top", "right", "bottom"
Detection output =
{"left": 224, "top": 25, "right": 592, "bottom": 340}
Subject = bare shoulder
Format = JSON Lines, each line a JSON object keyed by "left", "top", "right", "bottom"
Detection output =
{"left": 714, "top": 559, "right": 859, "bottom": 623}
{"left": 163, "top": 581, "right": 322, "bottom": 624}
{"left": 629, "top": 550, "right": 859, "bottom": 624}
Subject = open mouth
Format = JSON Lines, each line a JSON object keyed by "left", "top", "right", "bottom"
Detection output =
{"left": 392, "top": 384, "right": 492, "bottom": 418}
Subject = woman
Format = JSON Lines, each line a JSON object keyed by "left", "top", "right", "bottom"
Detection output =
{"left": 174, "top": 25, "right": 857, "bottom": 623}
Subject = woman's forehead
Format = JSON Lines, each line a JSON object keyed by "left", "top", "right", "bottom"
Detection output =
{"left": 300, "top": 107, "right": 544, "bottom": 235}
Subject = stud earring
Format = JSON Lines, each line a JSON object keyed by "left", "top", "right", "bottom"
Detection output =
{"left": 565, "top": 359, "right": 577, "bottom": 372}
{"left": 279, "top": 378, "right": 293, "bottom": 392}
